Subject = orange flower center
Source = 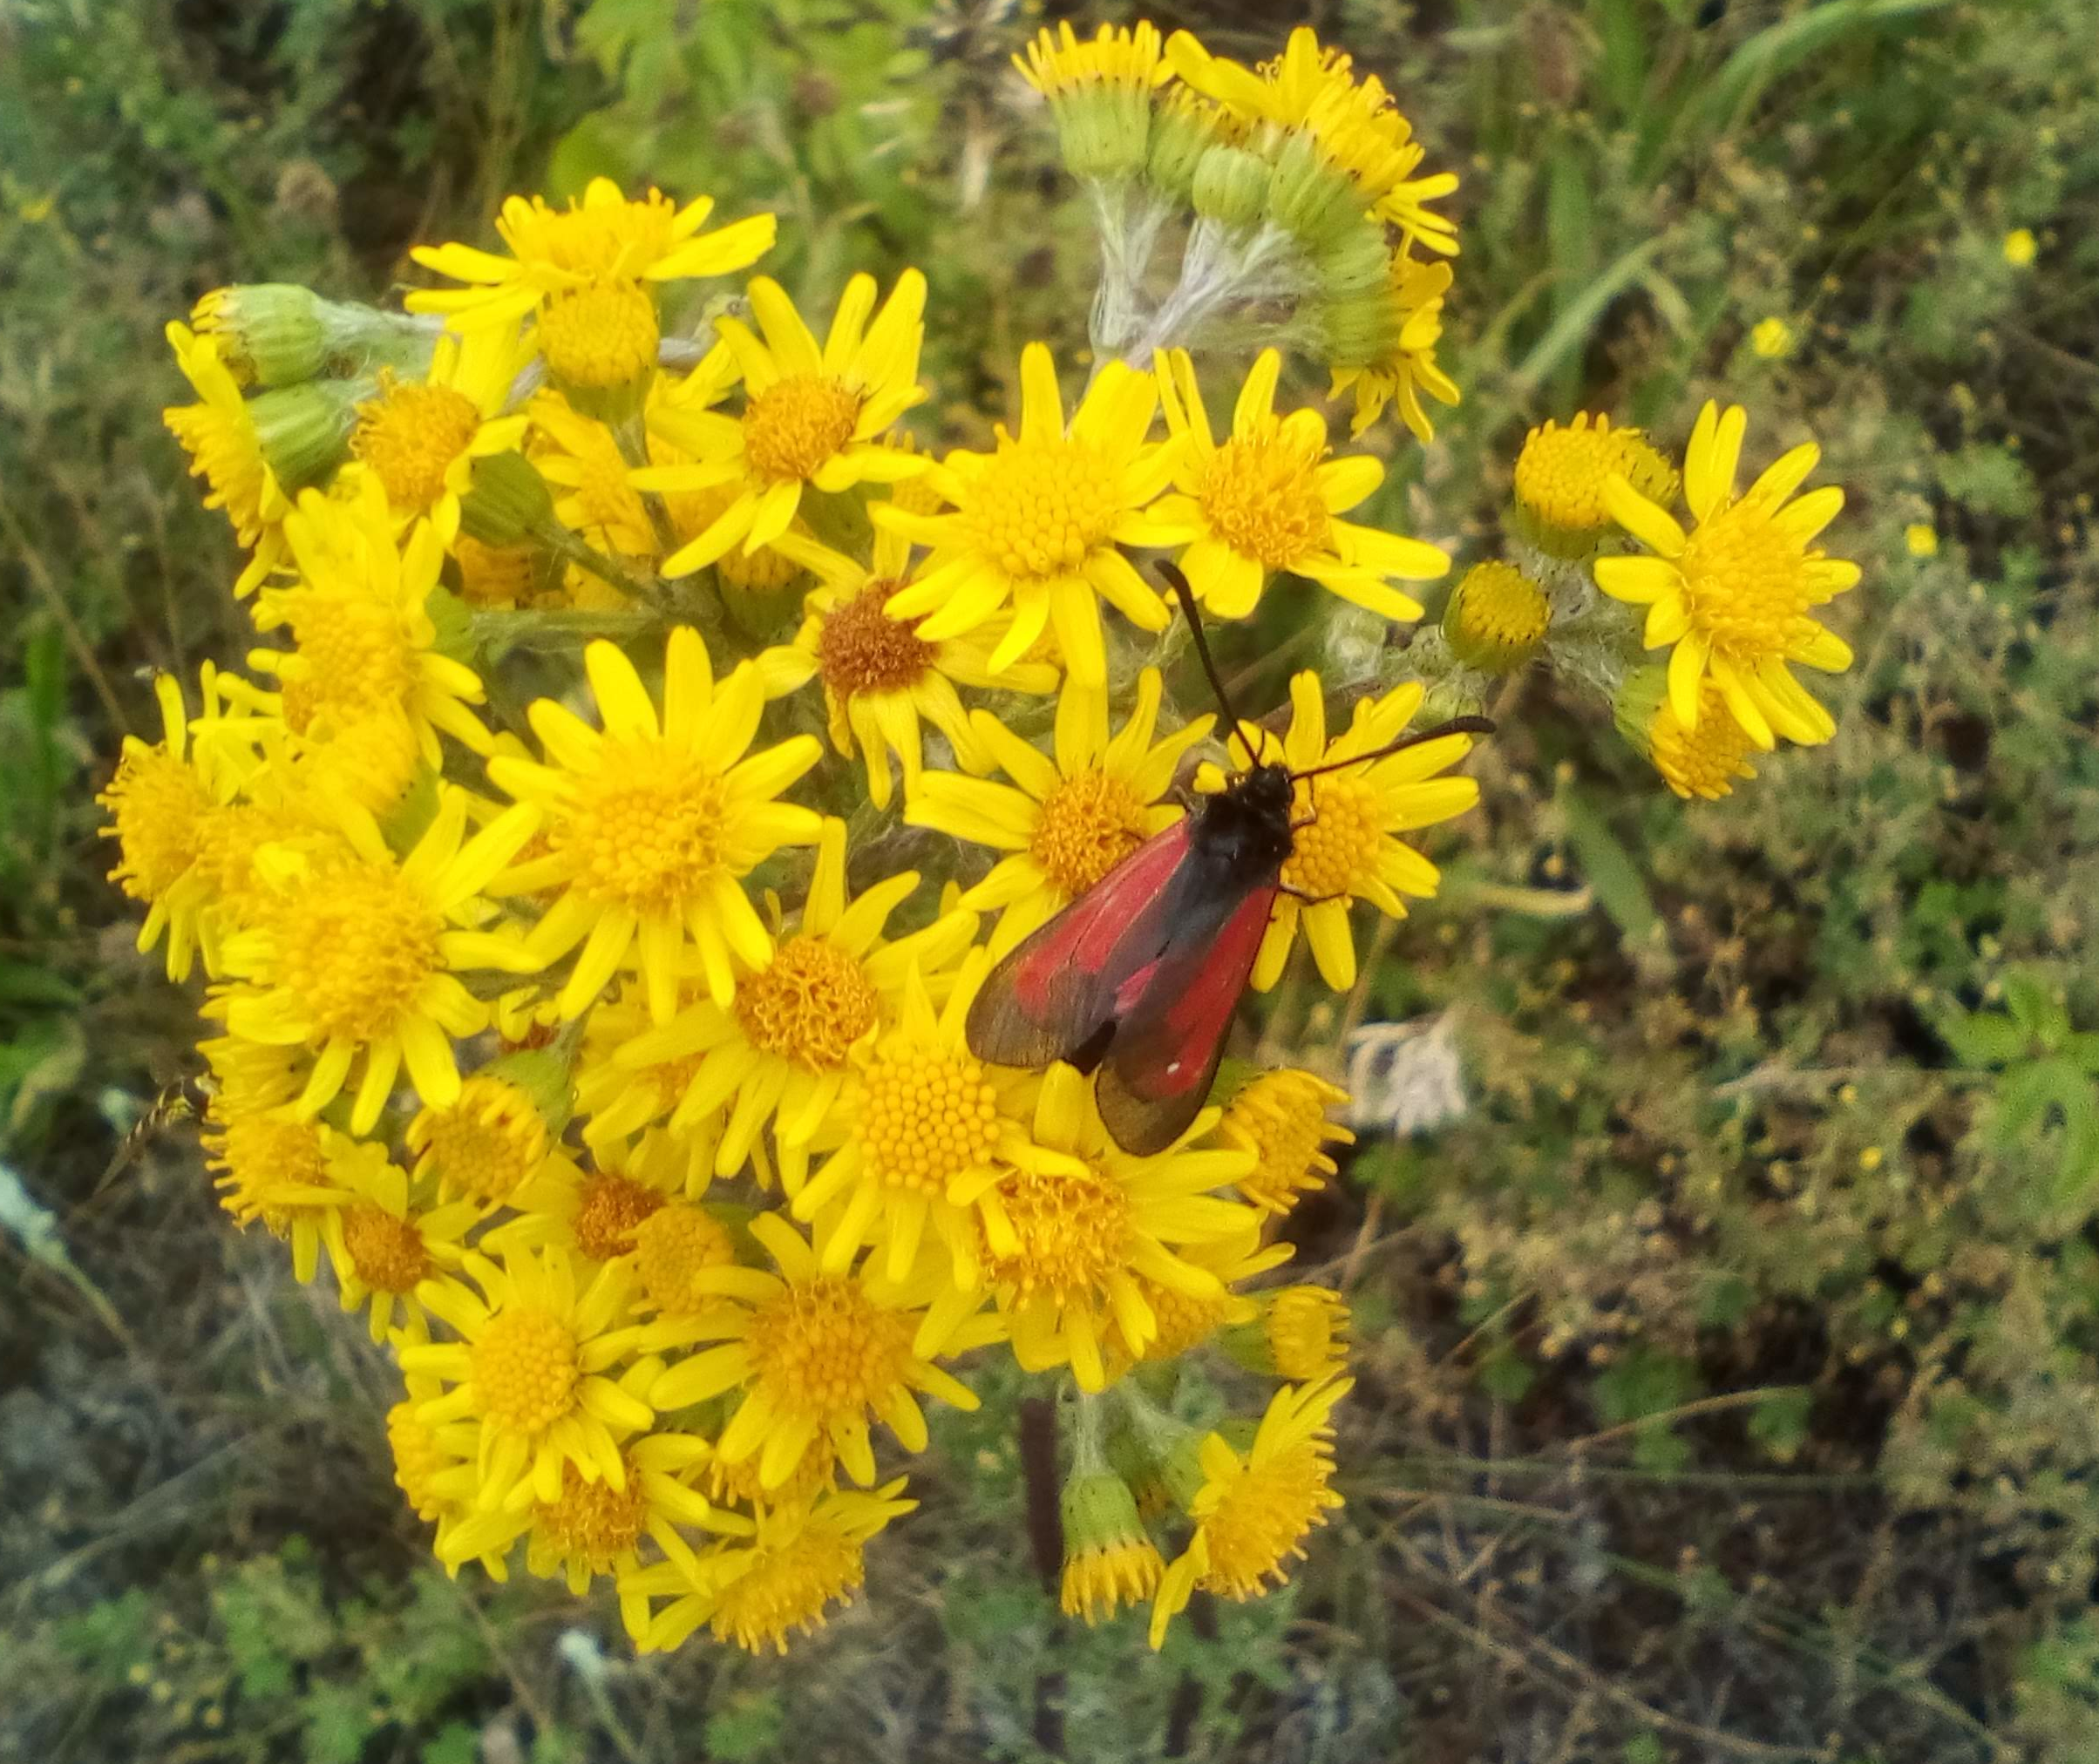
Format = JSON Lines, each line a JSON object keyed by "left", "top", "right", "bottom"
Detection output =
{"left": 735, "top": 937, "right": 880, "bottom": 1069}
{"left": 570, "top": 1171, "right": 665, "bottom": 1261}
{"left": 817, "top": 580, "right": 935, "bottom": 697}
{"left": 352, "top": 375, "right": 481, "bottom": 512}
{"left": 1030, "top": 769, "right": 1150, "bottom": 897}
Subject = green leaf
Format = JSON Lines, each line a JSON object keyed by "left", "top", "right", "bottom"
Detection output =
{"left": 422, "top": 1724, "right": 482, "bottom": 1764}
{"left": 1559, "top": 785, "right": 1665, "bottom": 970}
{"left": 1939, "top": 1009, "right": 2028, "bottom": 1069}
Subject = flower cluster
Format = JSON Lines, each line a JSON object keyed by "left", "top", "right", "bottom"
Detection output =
{"left": 111, "top": 14, "right": 1865, "bottom": 1663}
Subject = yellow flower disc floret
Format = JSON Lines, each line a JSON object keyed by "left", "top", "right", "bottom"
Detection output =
{"left": 633, "top": 1203, "right": 737, "bottom": 1315}
{"left": 1280, "top": 775, "right": 1378, "bottom": 900}
{"left": 744, "top": 377, "right": 865, "bottom": 482}
{"left": 1029, "top": 770, "right": 1150, "bottom": 897}
{"left": 744, "top": 1278, "right": 917, "bottom": 1426}
{"left": 967, "top": 438, "right": 1123, "bottom": 579}
{"left": 568, "top": 743, "right": 730, "bottom": 914}
{"left": 408, "top": 1075, "right": 550, "bottom": 1206}
{"left": 535, "top": 1454, "right": 649, "bottom": 1570}
{"left": 1513, "top": 411, "right": 1676, "bottom": 551}
{"left": 469, "top": 1305, "right": 580, "bottom": 1436}
{"left": 736, "top": 938, "right": 880, "bottom": 1069}
{"left": 859, "top": 1042, "right": 1001, "bottom": 1196}
{"left": 538, "top": 282, "right": 661, "bottom": 390}
{"left": 341, "top": 1203, "right": 433, "bottom": 1294}
{"left": 983, "top": 1165, "right": 1133, "bottom": 1300}
{"left": 352, "top": 374, "right": 483, "bottom": 512}
{"left": 262, "top": 854, "right": 444, "bottom": 1044}
{"left": 1196, "top": 429, "right": 1330, "bottom": 569}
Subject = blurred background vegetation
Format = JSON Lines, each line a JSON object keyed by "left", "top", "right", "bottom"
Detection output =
{"left": 4, "top": 0, "right": 2098, "bottom": 1758}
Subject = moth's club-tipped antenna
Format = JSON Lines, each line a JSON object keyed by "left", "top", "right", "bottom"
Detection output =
{"left": 1157, "top": 560, "right": 1262, "bottom": 765}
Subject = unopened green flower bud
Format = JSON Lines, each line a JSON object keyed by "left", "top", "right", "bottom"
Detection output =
{"left": 1058, "top": 1469, "right": 1162, "bottom": 1624}
{"left": 249, "top": 378, "right": 363, "bottom": 492}
{"left": 459, "top": 451, "right": 555, "bottom": 548}
{"left": 1267, "top": 130, "right": 1364, "bottom": 247}
{"left": 1313, "top": 284, "right": 1404, "bottom": 372}
{"left": 1443, "top": 561, "right": 1550, "bottom": 674}
{"left": 1612, "top": 664, "right": 1669, "bottom": 759}
{"left": 1054, "top": 85, "right": 1152, "bottom": 184}
{"left": 192, "top": 284, "right": 329, "bottom": 388}
{"left": 1145, "top": 89, "right": 1219, "bottom": 200}
{"left": 1192, "top": 144, "right": 1271, "bottom": 229}
{"left": 1308, "top": 218, "right": 1392, "bottom": 301}
{"left": 1223, "top": 1286, "right": 1353, "bottom": 1381}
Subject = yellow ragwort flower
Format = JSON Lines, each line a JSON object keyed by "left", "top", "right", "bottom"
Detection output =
{"left": 316, "top": 1136, "right": 479, "bottom": 1342}
{"left": 162, "top": 322, "right": 295, "bottom": 593}
{"left": 906, "top": 668, "right": 1210, "bottom": 957}
{"left": 1141, "top": 347, "right": 1447, "bottom": 622}
{"left": 1199, "top": 673, "right": 1478, "bottom": 993}
{"left": 1060, "top": 1464, "right": 1164, "bottom": 1625}
{"left": 487, "top": 627, "right": 824, "bottom": 1024}
{"left": 1511, "top": 411, "right": 1677, "bottom": 557}
{"left": 1629, "top": 670, "right": 1761, "bottom": 801}
{"left": 782, "top": 509, "right": 1058, "bottom": 810}
{"left": 1595, "top": 399, "right": 1860, "bottom": 750}
{"left": 1111, "top": 1225, "right": 1291, "bottom": 1369}
{"left": 1324, "top": 253, "right": 1461, "bottom": 441}
{"left": 408, "top": 1070, "right": 576, "bottom": 1209}
{"left": 1148, "top": 1375, "right": 1350, "bottom": 1649}
{"left": 215, "top": 787, "right": 544, "bottom": 1134}
{"left": 611, "top": 818, "right": 981, "bottom": 1191}
{"left": 635, "top": 1480, "right": 915, "bottom": 1655}
{"left": 198, "top": 1039, "right": 352, "bottom": 1284}
{"left": 401, "top": 1242, "right": 659, "bottom": 1511}
{"left": 438, "top": 1428, "right": 743, "bottom": 1641}
{"left": 639, "top": 272, "right": 930, "bottom": 577}
{"left": 1165, "top": 27, "right": 1457, "bottom": 254}
{"left": 877, "top": 343, "right": 1180, "bottom": 688}
{"left": 347, "top": 326, "right": 533, "bottom": 544}
{"left": 1217, "top": 1069, "right": 1353, "bottom": 1216}
{"left": 789, "top": 949, "right": 1057, "bottom": 1289}
{"left": 98, "top": 668, "right": 233, "bottom": 980}
{"left": 642, "top": 1213, "right": 988, "bottom": 1491}
{"left": 982, "top": 1062, "right": 1260, "bottom": 1392}
{"left": 408, "top": 179, "right": 776, "bottom": 390}
{"left": 247, "top": 478, "right": 494, "bottom": 762}
{"left": 1259, "top": 1286, "right": 1351, "bottom": 1381}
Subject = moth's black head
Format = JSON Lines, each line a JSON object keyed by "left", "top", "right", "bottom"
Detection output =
{"left": 1192, "top": 759, "right": 1296, "bottom": 883}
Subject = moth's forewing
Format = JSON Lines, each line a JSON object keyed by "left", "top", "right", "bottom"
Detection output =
{"left": 1095, "top": 883, "right": 1277, "bottom": 1156}
{"left": 964, "top": 822, "right": 1192, "bottom": 1070}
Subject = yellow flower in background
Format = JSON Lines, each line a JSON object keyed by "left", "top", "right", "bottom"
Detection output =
{"left": 199, "top": 1060, "right": 353, "bottom": 1284}
{"left": 348, "top": 326, "right": 533, "bottom": 543}
{"left": 1257, "top": 1286, "right": 1352, "bottom": 1381}
{"left": 437, "top": 1428, "right": 738, "bottom": 1643}
{"left": 608, "top": 818, "right": 981, "bottom": 1187}
{"left": 782, "top": 513, "right": 1058, "bottom": 810}
{"left": 878, "top": 344, "right": 1180, "bottom": 687}
{"left": 1059, "top": 1464, "right": 1164, "bottom": 1624}
{"left": 1015, "top": 18, "right": 1171, "bottom": 100}
{"left": 1165, "top": 27, "right": 1457, "bottom": 254}
{"left": 1323, "top": 253, "right": 1461, "bottom": 441}
{"left": 1511, "top": 411, "right": 1678, "bottom": 558}
{"left": 403, "top": 1244, "right": 659, "bottom": 1513}
{"left": 1112, "top": 1225, "right": 1291, "bottom": 1367}
{"left": 1749, "top": 316, "right": 1796, "bottom": 360}
{"left": 527, "top": 389, "right": 660, "bottom": 560}
{"left": 248, "top": 480, "right": 494, "bottom": 762}
{"left": 907, "top": 668, "right": 1210, "bottom": 957}
{"left": 1199, "top": 673, "right": 1478, "bottom": 992}
{"left": 636, "top": 1480, "right": 916, "bottom": 1655}
{"left": 640, "top": 272, "right": 930, "bottom": 576}
{"left": 789, "top": 950, "right": 1056, "bottom": 1288}
{"left": 982, "top": 1063, "right": 1259, "bottom": 1392}
{"left": 316, "top": 1137, "right": 479, "bottom": 1342}
{"left": 642, "top": 1213, "right": 988, "bottom": 1491}
{"left": 1148, "top": 1375, "right": 1350, "bottom": 1648}
{"left": 408, "top": 1071, "right": 578, "bottom": 1210}
{"left": 216, "top": 789, "right": 544, "bottom": 1133}
{"left": 97, "top": 668, "right": 227, "bottom": 980}
{"left": 1217, "top": 1068, "right": 1353, "bottom": 1216}
{"left": 1905, "top": 523, "right": 1939, "bottom": 558}
{"left": 2003, "top": 227, "right": 2037, "bottom": 268}
{"left": 1596, "top": 399, "right": 1860, "bottom": 749}
{"left": 409, "top": 180, "right": 776, "bottom": 390}
{"left": 487, "top": 628, "right": 824, "bottom": 1024}
{"left": 1625, "top": 670, "right": 1762, "bottom": 802}
{"left": 1140, "top": 348, "right": 1447, "bottom": 621}
{"left": 162, "top": 322, "right": 298, "bottom": 592}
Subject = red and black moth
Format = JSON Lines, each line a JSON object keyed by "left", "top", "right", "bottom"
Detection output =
{"left": 965, "top": 563, "right": 1491, "bottom": 1156}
